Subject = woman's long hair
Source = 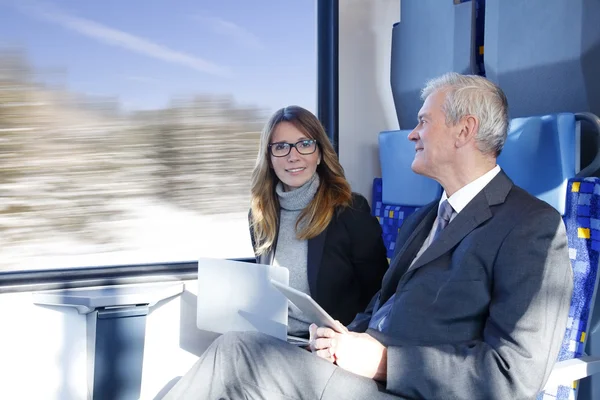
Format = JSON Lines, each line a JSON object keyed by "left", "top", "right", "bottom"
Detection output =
{"left": 250, "top": 105, "right": 352, "bottom": 255}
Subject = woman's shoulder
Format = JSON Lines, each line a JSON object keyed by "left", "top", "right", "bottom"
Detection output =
{"left": 336, "top": 192, "right": 372, "bottom": 219}
{"left": 330, "top": 193, "right": 381, "bottom": 241}
{"left": 350, "top": 192, "right": 370, "bottom": 209}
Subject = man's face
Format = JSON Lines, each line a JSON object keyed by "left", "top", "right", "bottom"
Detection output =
{"left": 408, "top": 89, "right": 459, "bottom": 181}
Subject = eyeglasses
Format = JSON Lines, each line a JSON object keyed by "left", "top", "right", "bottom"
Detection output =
{"left": 268, "top": 139, "right": 318, "bottom": 157}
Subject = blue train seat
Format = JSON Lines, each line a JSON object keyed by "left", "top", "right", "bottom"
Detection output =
{"left": 373, "top": 130, "right": 441, "bottom": 259}
{"left": 379, "top": 130, "right": 442, "bottom": 206}
{"left": 497, "top": 114, "right": 600, "bottom": 400}
{"left": 540, "top": 178, "right": 600, "bottom": 400}
{"left": 497, "top": 113, "right": 600, "bottom": 215}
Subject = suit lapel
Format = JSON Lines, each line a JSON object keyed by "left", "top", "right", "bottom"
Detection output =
{"left": 382, "top": 171, "right": 514, "bottom": 297}
{"left": 307, "top": 225, "right": 328, "bottom": 298}
{"left": 258, "top": 248, "right": 275, "bottom": 265}
{"left": 379, "top": 203, "right": 437, "bottom": 303}
{"left": 407, "top": 192, "right": 492, "bottom": 272}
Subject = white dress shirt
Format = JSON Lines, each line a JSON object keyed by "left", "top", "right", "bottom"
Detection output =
{"left": 410, "top": 165, "right": 502, "bottom": 266}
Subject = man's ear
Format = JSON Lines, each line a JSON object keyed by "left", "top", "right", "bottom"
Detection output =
{"left": 455, "top": 115, "right": 479, "bottom": 148}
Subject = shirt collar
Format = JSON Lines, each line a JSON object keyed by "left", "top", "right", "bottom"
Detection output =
{"left": 440, "top": 165, "right": 501, "bottom": 215}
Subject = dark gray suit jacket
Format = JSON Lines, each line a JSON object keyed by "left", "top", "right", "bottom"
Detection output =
{"left": 348, "top": 171, "right": 573, "bottom": 400}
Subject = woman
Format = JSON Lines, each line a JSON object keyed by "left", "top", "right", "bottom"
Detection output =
{"left": 249, "top": 105, "right": 389, "bottom": 337}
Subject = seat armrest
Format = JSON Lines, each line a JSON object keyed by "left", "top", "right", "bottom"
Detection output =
{"left": 544, "top": 356, "right": 600, "bottom": 389}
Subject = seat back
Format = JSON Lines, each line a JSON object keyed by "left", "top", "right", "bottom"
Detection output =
{"left": 493, "top": 112, "right": 600, "bottom": 400}
{"left": 373, "top": 130, "right": 442, "bottom": 259}
{"left": 390, "top": 0, "right": 473, "bottom": 129}
{"left": 497, "top": 114, "right": 577, "bottom": 215}
{"left": 484, "top": 0, "right": 600, "bottom": 118}
{"left": 372, "top": 177, "right": 419, "bottom": 260}
{"left": 539, "top": 178, "right": 600, "bottom": 400}
{"left": 379, "top": 130, "right": 442, "bottom": 206}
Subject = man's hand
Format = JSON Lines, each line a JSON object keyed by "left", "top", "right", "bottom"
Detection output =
{"left": 308, "top": 323, "right": 387, "bottom": 382}
{"left": 308, "top": 322, "right": 346, "bottom": 363}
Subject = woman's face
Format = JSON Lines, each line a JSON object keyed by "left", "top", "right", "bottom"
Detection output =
{"left": 269, "top": 121, "right": 321, "bottom": 191}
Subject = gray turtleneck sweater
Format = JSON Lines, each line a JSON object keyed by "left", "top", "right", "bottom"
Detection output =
{"left": 274, "top": 172, "right": 320, "bottom": 336}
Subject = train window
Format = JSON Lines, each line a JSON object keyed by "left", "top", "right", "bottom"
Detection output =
{"left": 0, "top": 1, "right": 316, "bottom": 271}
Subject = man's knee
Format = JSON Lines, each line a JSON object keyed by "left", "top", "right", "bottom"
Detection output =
{"left": 219, "top": 330, "right": 273, "bottom": 347}
{"left": 216, "top": 331, "right": 277, "bottom": 360}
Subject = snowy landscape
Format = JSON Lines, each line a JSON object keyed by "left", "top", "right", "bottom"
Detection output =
{"left": 0, "top": 51, "right": 260, "bottom": 271}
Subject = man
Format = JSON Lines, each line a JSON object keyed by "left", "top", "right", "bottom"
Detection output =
{"left": 163, "top": 73, "right": 573, "bottom": 400}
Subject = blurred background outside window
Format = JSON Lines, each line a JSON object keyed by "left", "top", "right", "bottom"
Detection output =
{"left": 0, "top": 0, "right": 316, "bottom": 271}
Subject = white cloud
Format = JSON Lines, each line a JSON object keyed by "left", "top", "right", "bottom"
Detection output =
{"left": 16, "top": 1, "right": 232, "bottom": 77}
{"left": 125, "top": 76, "right": 161, "bottom": 84}
{"left": 195, "top": 15, "right": 265, "bottom": 51}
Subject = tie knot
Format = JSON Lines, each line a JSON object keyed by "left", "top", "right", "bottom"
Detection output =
{"left": 438, "top": 200, "right": 453, "bottom": 223}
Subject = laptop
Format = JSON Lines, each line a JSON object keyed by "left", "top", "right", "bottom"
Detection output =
{"left": 197, "top": 257, "right": 308, "bottom": 344}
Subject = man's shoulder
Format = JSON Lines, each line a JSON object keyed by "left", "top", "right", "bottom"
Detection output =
{"left": 484, "top": 171, "right": 562, "bottom": 221}
{"left": 483, "top": 184, "right": 565, "bottom": 243}
{"left": 504, "top": 183, "right": 562, "bottom": 219}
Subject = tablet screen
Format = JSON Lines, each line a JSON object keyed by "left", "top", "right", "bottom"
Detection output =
{"left": 270, "top": 279, "right": 346, "bottom": 333}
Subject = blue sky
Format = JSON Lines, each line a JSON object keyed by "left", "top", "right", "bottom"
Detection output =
{"left": 0, "top": 0, "right": 317, "bottom": 113}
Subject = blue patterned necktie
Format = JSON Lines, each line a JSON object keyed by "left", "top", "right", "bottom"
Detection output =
{"left": 431, "top": 199, "right": 454, "bottom": 242}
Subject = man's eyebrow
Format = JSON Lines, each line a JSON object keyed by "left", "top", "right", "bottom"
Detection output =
{"left": 417, "top": 112, "right": 430, "bottom": 121}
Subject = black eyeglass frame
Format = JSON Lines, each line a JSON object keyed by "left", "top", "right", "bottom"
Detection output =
{"left": 268, "top": 139, "right": 319, "bottom": 157}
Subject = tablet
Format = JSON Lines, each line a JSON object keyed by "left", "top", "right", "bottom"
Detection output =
{"left": 270, "top": 279, "right": 346, "bottom": 333}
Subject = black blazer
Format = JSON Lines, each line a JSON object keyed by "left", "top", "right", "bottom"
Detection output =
{"left": 249, "top": 193, "right": 389, "bottom": 326}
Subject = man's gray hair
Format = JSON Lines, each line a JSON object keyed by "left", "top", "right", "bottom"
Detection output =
{"left": 421, "top": 72, "right": 509, "bottom": 156}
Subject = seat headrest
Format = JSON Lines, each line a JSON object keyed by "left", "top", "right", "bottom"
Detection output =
{"left": 379, "top": 130, "right": 442, "bottom": 206}
{"left": 497, "top": 113, "right": 577, "bottom": 215}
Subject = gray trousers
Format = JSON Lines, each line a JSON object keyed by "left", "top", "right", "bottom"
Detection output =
{"left": 162, "top": 331, "right": 399, "bottom": 400}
